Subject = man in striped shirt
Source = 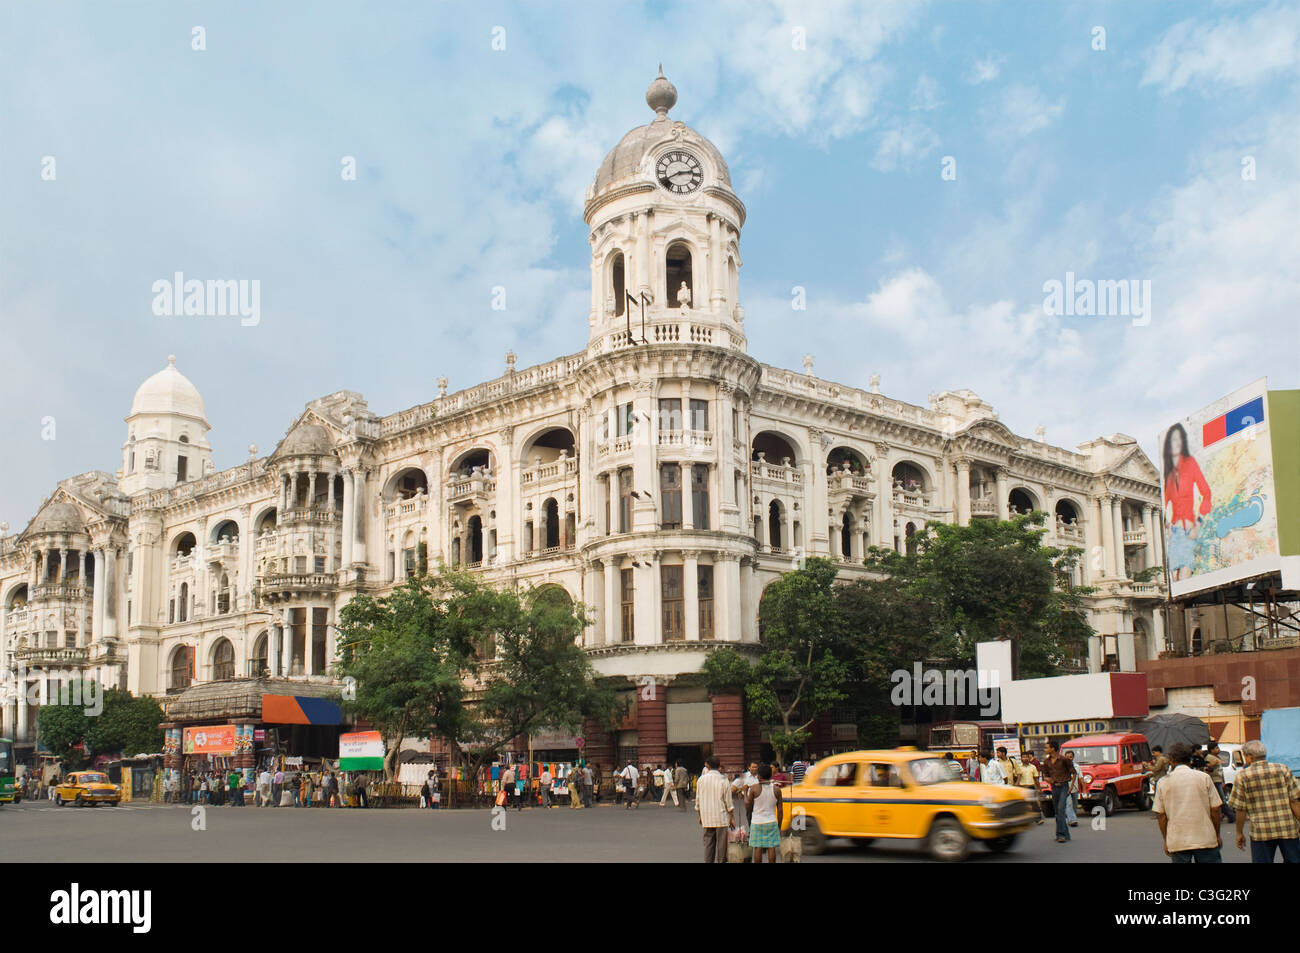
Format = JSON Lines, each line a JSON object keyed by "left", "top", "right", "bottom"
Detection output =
{"left": 695, "top": 756, "right": 734, "bottom": 863}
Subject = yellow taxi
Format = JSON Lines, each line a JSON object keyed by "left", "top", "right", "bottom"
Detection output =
{"left": 54, "top": 771, "right": 121, "bottom": 807}
{"left": 780, "top": 749, "right": 1036, "bottom": 861}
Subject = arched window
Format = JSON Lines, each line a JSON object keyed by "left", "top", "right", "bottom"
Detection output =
{"left": 1055, "top": 499, "right": 1080, "bottom": 524}
{"left": 768, "top": 500, "right": 783, "bottom": 550}
{"left": 841, "top": 513, "right": 852, "bottom": 558}
{"left": 178, "top": 582, "right": 189, "bottom": 622}
{"left": 252, "top": 631, "right": 268, "bottom": 677}
{"left": 173, "top": 532, "right": 196, "bottom": 557}
{"left": 751, "top": 431, "right": 799, "bottom": 467}
{"left": 212, "top": 638, "right": 235, "bottom": 681}
{"left": 665, "top": 241, "right": 693, "bottom": 309}
{"left": 543, "top": 499, "right": 560, "bottom": 549}
{"left": 169, "top": 646, "right": 192, "bottom": 691}
{"left": 612, "top": 252, "right": 626, "bottom": 316}
{"left": 1008, "top": 488, "right": 1037, "bottom": 515}
{"left": 467, "top": 516, "right": 483, "bottom": 564}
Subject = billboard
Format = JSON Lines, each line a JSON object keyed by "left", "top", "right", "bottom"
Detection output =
{"left": 182, "top": 725, "right": 237, "bottom": 756}
{"left": 338, "top": 730, "right": 385, "bottom": 770}
{"left": 1160, "top": 379, "right": 1300, "bottom": 597}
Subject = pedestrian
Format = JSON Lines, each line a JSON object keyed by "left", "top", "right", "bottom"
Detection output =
{"left": 272, "top": 767, "right": 284, "bottom": 807}
{"left": 567, "top": 765, "right": 582, "bottom": 810}
{"left": 1152, "top": 742, "right": 1222, "bottom": 863}
{"left": 1204, "top": 743, "right": 1236, "bottom": 824}
{"left": 539, "top": 766, "right": 553, "bottom": 808}
{"left": 977, "top": 753, "right": 1001, "bottom": 784}
{"left": 1014, "top": 754, "right": 1044, "bottom": 824}
{"left": 1148, "top": 745, "right": 1171, "bottom": 793}
{"left": 356, "top": 773, "right": 369, "bottom": 808}
{"left": 696, "top": 755, "right": 734, "bottom": 863}
{"left": 673, "top": 762, "right": 689, "bottom": 811}
{"left": 1227, "top": 739, "right": 1300, "bottom": 863}
{"left": 995, "top": 748, "right": 1016, "bottom": 786}
{"left": 790, "top": 757, "right": 809, "bottom": 785}
{"left": 746, "top": 763, "right": 784, "bottom": 864}
{"left": 659, "top": 762, "right": 679, "bottom": 808}
{"left": 500, "top": 765, "right": 515, "bottom": 810}
{"left": 1042, "top": 739, "right": 1075, "bottom": 844}
{"left": 1063, "top": 751, "right": 1081, "bottom": 826}
{"left": 591, "top": 763, "right": 603, "bottom": 803}
{"left": 228, "top": 769, "right": 241, "bottom": 806}
{"left": 582, "top": 763, "right": 594, "bottom": 808}
{"left": 301, "top": 770, "right": 313, "bottom": 807}
{"left": 732, "top": 762, "right": 758, "bottom": 835}
{"left": 517, "top": 769, "right": 528, "bottom": 811}
{"left": 422, "top": 770, "right": 437, "bottom": 810}
{"left": 618, "top": 761, "right": 639, "bottom": 809}
{"left": 257, "top": 767, "right": 272, "bottom": 807}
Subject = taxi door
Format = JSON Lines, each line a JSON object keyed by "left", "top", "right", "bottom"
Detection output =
{"left": 858, "top": 762, "right": 902, "bottom": 836}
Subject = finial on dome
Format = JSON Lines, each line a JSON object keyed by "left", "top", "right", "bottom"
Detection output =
{"left": 646, "top": 67, "right": 677, "bottom": 118}
{"left": 167, "top": 354, "right": 177, "bottom": 366}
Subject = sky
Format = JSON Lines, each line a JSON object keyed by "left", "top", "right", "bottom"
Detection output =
{"left": 1, "top": 0, "right": 1297, "bottom": 526}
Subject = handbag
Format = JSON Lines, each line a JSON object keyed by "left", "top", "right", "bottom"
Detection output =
{"left": 780, "top": 833, "right": 803, "bottom": 863}
{"left": 726, "top": 839, "right": 749, "bottom": 864}
{"left": 495, "top": 790, "right": 507, "bottom": 807}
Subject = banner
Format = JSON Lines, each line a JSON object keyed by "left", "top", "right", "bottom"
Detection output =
{"left": 338, "top": 731, "right": 385, "bottom": 770}
{"left": 183, "top": 725, "right": 237, "bottom": 756}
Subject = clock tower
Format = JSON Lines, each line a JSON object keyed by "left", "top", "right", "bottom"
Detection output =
{"left": 584, "top": 68, "right": 747, "bottom": 353}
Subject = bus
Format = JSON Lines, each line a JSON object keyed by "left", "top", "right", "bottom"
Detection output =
{"left": 926, "top": 721, "right": 1018, "bottom": 777}
{"left": 0, "top": 737, "right": 17, "bottom": 803}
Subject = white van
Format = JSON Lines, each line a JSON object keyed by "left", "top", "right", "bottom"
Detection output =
{"left": 1219, "top": 743, "right": 1246, "bottom": 793}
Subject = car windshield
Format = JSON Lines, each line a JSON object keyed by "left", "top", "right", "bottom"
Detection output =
{"left": 908, "top": 758, "right": 957, "bottom": 786}
{"left": 1066, "top": 746, "right": 1116, "bottom": 765}
{"left": 78, "top": 773, "right": 107, "bottom": 784}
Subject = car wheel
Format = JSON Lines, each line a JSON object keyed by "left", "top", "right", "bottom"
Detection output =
{"left": 850, "top": 837, "right": 875, "bottom": 848}
{"left": 1100, "top": 788, "right": 1118, "bottom": 816}
{"left": 55, "top": 795, "right": 63, "bottom": 807}
{"left": 1135, "top": 790, "right": 1152, "bottom": 811}
{"left": 985, "top": 835, "right": 1018, "bottom": 853}
{"left": 798, "top": 818, "right": 827, "bottom": 855}
{"left": 76, "top": 794, "right": 86, "bottom": 808}
{"left": 927, "top": 817, "right": 970, "bottom": 862}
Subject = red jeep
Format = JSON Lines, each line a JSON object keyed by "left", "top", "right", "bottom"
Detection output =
{"left": 1040, "top": 733, "right": 1153, "bottom": 816}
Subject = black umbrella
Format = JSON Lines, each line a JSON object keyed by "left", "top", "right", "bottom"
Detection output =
{"left": 1135, "top": 713, "right": 1211, "bottom": 750}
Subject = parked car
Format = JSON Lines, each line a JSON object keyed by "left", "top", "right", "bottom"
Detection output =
{"left": 780, "top": 748, "right": 1037, "bottom": 861}
{"left": 55, "top": 771, "right": 121, "bottom": 807}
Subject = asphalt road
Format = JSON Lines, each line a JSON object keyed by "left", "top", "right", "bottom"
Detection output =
{"left": 1, "top": 798, "right": 1261, "bottom": 863}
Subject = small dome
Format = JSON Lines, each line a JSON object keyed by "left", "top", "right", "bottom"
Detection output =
{"left": 280, "top": 423, "right": 333, "bottom": 456}
{"left": 129, "top": 356, "right": 208, "bottom": 425}
{"left": 28, "top": 502, "right": 85, "bottom": 536}
{"left": 591, "top": 70, "right": 731, "bottom": 198}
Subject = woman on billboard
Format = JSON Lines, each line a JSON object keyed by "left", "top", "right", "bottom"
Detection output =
{"left": 1163, "top": 423, "right": 1211, "bottom": 581}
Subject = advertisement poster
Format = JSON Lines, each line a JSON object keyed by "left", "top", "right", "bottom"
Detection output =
{"left": 1160, "top": 379, "right": 1281, "bottom": 597}
{"left": 338, "top": 731, "right": 385, "bottom": 770}
{"left": 183, "top": 725, "right": 237, "bottom": 756}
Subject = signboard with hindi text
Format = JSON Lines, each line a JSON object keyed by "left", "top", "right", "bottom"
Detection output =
{"left": 338, "top": 731, "right": 385, "bottom": 770}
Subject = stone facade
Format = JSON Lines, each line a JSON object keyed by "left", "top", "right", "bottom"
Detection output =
{"left": 0, "top": 73, "right": 1167, "bottom": 762}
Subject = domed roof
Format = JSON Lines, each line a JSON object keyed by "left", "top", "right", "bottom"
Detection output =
{"left": 28, "top": 501, "right": 85, "bottom": 536}
{"left": 279, "top": 423, "right": 334, "bottom": 456}
{"left": 129, "top": 356, "right": 208, "bottom": 425}
{"left": 592, "top": 69, "right": 731, "bottom": 198}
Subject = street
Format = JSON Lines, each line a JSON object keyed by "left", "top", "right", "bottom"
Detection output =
{"left": 0, "top": 799, "right": 1262, "bottom": 863}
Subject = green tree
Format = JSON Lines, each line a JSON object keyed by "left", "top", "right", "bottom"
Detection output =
{"left": 85, "top": 690, "right": 165, "bottom": 759}
{"left": 335, "top": 572, "right": 472, "bottom": 779}
{"left": 728, "top": 558, "right": 852, "bottom": 766}
{"left": 37, "top": 688, "right": 92, "bottom": 767}
{"left": 862, "top": 512, "right": 1094, "bottom": 677}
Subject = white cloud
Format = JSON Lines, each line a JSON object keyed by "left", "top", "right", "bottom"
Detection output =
{"left": 910, "top": 73, "right": 942, "bottom": 110}
{"left": 984, "top": 84, "right": 1065, "bottom": 140}
{"left": 967, "top": 54, "right": 1005, "bottom": 84}
{"left": 1141, "top": 2, "right": 1300, "bottom": 93}
{"left": 871, "top": 120, "right": 940, "bottom": 172}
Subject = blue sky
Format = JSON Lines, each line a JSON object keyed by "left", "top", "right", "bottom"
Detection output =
{"left": 1, "top": 0, "right": 1297, "bottom": 525}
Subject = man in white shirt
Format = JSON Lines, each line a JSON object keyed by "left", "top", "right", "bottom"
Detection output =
{"left": 1153, "top": 743, "right": 1222, "bottom": 863}
{"left": 619, "top": 762, "right": 639, "bottom": 809}
{"left": 257, "top": 768, "right": 272, "bottom": 808}
{"left": 695, "top": 755, "right": 734, "bottom": 863}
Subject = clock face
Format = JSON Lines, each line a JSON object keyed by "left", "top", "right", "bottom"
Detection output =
{"left": 656, "top": 150, "right": 703, "bottom": 194}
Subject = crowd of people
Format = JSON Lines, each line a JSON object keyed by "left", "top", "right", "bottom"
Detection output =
{"left": 164, "top": 766, "right": 364, "bottom": 808}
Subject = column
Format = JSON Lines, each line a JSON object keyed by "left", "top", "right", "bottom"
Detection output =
{"left": 585, "top": 562, "right": 603, "bottom": 647}
{"left": 637, "top": 683, "right": 668, "bottom": 768}
{"left": 279, "top": 621, "right": 292, "bottom": 676}
{"left": 720, "top": 552, "right": 742, "bottom": 641}
{"left": 77, "top": 551, "right": 87, "bottom": 647}
{"left": 710, "top": 693, "right": 745, "bottom": 774}
{"left": 16, "top": 678, "right": 28, "bottom": 740}
{"left": 604, "top": 560, "right": 620, "bottom": 644}
{"left": 341, "top": 469, "right": 354, "bottom": 566}
{"left": 708, "top": 213, "right": 723, "bottom": 312}
{"left": 58, "top": 548, "right": 68, "bottom": 582}
{"left": 103, "top": 547, "right": 117, "bottom": 638}
{"left": 1098, "top": 498, "right": 1115, "bottom": 578}
{"left": 683, "top": 551, "right": 700, "bottom": 641}
{"left": 353, "top": 469, "right": 367, "bottom": 564}
{"left": 307, "top": 471, "right": 317, "bottom": 510}
{"left": 681, "top": 463, "right": 694, "bottom": 530}
{"left": 1142, "top": 504, "right": 1157, "bottom": 571}
{"left": 92, "top": 548, "right": 106, "bottom": 641}
{"left": 955, "top": 459, "right": 971, "bottom": 527}
{"left": 1111, "top": 498, "right": 1126, "bottom": 579}
{"left": 327, "top": 473, "right": 336, "bottom": 512}
{"left": 607, "top": 471, "right": 618, "bottom": 534}
{"left": 1152, "top": 609, "right": 1167, "bottom": 656}
{"left": 995, "top": 468, "right": 1009, "bottom": 520}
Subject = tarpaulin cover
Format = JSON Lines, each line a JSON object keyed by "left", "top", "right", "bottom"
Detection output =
{"left": 261, "top": 694, "right": 342, "bottom": 725}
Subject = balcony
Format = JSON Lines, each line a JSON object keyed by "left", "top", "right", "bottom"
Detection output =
{"left": 13, "top": 646, "right": 88, "bottom": 667}
{"left": 6, "top": 608, "right": 30, "bottom": 629}
{"left": 385, "top": 493, "right": 429, "bottom": 520}
{"left": 30, "top": 583, "right": 92, "bottom": 602}
{"left": 210, "top": 539, "right": 240, "bottom": 562}
{"left": 258, "top": 573, "right": 337, "bottom": 597}
{"left": 520, "top": 456, "right": 579, "bottom": 486}
{"left": 1056, "top": 520, "right": 1085, "bottom": 544}
{"left": 969, "top": 498, "right": 997, "bottom": 518}
{"left": 751, "top": 461, "right": 803, "bottom": 486}
{"left": 280, "top": 507, "right": 339, "bottom": 526}
{"left": 171, "top": 554, "right": 194, "bottom": 575}
{"left": 893, "top": 487, "right": 932, "bottom": 512}
{"left": 446, "top": 475, "right": 496, "bottom": 504}
{"left": 656, "top": 430, "right": 713, "bottom": 449}
{"left": 1123, "top": 527, "right": 1148, "bottom": 547}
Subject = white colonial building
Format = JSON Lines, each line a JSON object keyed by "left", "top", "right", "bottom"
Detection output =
{"left": 0, "top": 72, "right": 1167, "bottom": 768}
